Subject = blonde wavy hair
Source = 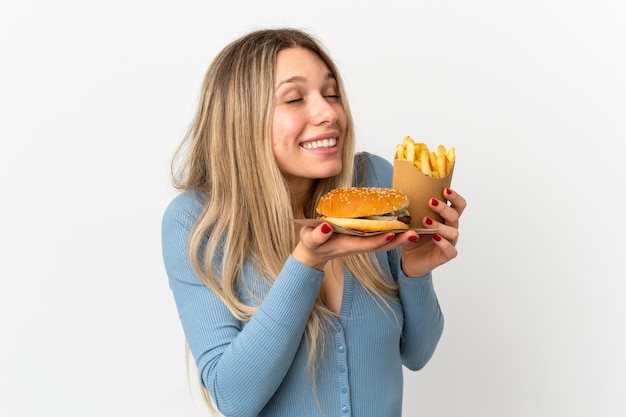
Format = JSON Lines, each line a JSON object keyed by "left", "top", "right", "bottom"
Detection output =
{"left": 171, "top": 27, "right": 398, "bottom": 409}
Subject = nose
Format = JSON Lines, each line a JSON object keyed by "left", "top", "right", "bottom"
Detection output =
{"left": 310, "top": 94, "right": 339, "bottom": 126}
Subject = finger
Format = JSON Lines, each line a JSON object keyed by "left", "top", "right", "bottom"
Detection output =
{"left": 299, "top": 222, "right": 334, "bottom": 250}
{"left": 432, "top": 233, "right": 459, "bottom": 260}
{"left": 380, "top": 230, "right": 420, "bottom": 249}
{"left": 337, "top": 231, "right": 414, "bottom": 254}
{"left": 422, "top": 214, "right": 439, "bottom": 230}
{"left": 443, "top": 188, "right": 467, "bottom": 217}
{"left": 436, "top": 223, "right": 459, "bottom": 246}
{"left": 399, "top": 231, "right": 421, "bottom": 247}
{"left": 314, "top": 222, "right": 335, "bottom": 245}
{"left": 422, "top": 214, "right": 459, "bottom": 245}
{"left": 293, "top": 223, "right": 335, "bottom": 270}
{"left": 353, "top": 232, "right": 399, "bottom": 252}
{"left": 430, "top": 197, "right": 460, "bottom": 228}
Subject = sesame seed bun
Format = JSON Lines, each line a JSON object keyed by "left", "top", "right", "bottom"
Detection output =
{"left": 316, "top": 187, "right": 411, "bottom": 232}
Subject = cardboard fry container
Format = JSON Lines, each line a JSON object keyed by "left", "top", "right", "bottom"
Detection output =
{"left": 392, "top": 160, "right": 454, "bottom": 228}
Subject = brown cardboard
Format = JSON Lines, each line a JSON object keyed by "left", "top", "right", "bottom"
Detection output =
{"left": 392, "top": 160, "right": 454, "bottom": 227}
{"left": 290, "top": 219, "right": 437, "bottom": 236}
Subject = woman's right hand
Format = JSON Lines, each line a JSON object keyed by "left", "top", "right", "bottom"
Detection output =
{"left": 292, "top": 222, "right": 418, "bottom": 271}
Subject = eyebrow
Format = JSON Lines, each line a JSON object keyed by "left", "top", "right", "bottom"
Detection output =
{"left": 275, "top": 72, "right": 336, "bottom": 89}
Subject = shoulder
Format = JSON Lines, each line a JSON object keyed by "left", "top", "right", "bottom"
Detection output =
{"left": 353, "top": 152, "right": 393, "bottom": 188}
{"left": 161, "top": 191, "right": 206, "bottom": 272}
{"left": 162, "top": 190, "right": 205, "bottom": 232}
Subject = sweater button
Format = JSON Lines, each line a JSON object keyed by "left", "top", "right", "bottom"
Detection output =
{"left": 341, "top": 386, "right": 348, "bottom": 394}
{"left": 338, "top": 365, "right": 346, "bottom": 373}
{"left": 342, "top": 405, "right": 349, "bottom": 414}
{"left": 338, "top": 345, "right": 345, "bottom": 353}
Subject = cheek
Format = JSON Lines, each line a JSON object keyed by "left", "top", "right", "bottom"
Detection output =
{"left": 336, "top": 106, "right": 348, "bottom": 132}
{"left": 271, "top": 112, "right": 297, "bottom": 150}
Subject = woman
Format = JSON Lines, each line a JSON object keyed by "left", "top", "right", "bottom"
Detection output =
{"left": 162, "top": 28, "right": 466, "bottom": 417}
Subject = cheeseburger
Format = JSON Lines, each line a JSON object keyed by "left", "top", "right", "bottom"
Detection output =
{"left": 316, "top": 187, "right": 411, "bottom": 232}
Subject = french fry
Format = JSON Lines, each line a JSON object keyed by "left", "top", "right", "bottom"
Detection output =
{"left": 393, "top": 135, "right": 455, "bottom": 178}
{"left": 415, "top": 142, "right": 429, "bottom": 158}
{"left": 420, "top": 150, "right": 432, "bottom": 176}
{"left": 403, "top": 135, "right": 415, "bottom": 148}
{"left": 405, "top": 140, "right": 416, "bottom": 164}
{"left": 437, "top": 155, "right": 446, "bottom": 179}
{"left": 446, "top": 147, "right": 455, "bottom": 174}
{"left": 395, "top": 144, "right": 405, "bottom": 160}
{"left": 437, "top": 145, "right": 447, "bottom": 159}
{"left": 428, "top": 152, "right": 438, "bottom": 177}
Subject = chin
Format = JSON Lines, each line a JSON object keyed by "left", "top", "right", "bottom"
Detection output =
{"left": 312, "top": 161, "right": 343, "bottom": 179}
{"left": 278, "top": 155, "right": 343, "bottom": 181}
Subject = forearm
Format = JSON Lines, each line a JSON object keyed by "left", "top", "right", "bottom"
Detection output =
{"left": 168, "top": 253, "right": 322, "bottom": 417}
{"left": 203, "top": 257, "right": 322, "bottom": 415}
{"left": 397, "top": 269, "right": 444, "bottom": 371}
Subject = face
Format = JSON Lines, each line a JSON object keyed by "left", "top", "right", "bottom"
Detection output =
{"left": 272, "top": 47, "right": 347, "bottom": 189}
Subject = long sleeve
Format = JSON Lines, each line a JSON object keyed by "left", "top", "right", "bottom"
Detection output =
{"left": 363, "top": 152, "right": 444, "bottom": 370}
{"left": 397, "top": 269, "right": 444, "bottom": 370}
{"left": 161, "top": 192, "right": 324, "bottom": 417}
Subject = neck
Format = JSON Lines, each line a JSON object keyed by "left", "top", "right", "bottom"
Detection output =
{"left": 285, "top": 176, "right": 316, "bottom": 218}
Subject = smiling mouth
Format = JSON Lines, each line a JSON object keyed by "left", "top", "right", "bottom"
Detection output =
{"left": 301, "top": 138, "right": 338, "bottom": 150}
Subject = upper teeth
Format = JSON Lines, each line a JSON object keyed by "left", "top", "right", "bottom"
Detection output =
{"left": 302, "top": 138, "right": 337, "bottom": 149}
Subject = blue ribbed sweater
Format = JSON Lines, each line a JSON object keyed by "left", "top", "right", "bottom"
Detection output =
{"left": 161, "top": 153, "right": 444, "bottom": 417}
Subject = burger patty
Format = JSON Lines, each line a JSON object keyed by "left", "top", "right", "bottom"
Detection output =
{"left": 363, "top": 208, "right": 411, "bottom": 225}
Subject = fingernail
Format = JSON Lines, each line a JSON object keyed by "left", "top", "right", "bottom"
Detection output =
{"left": 321, "top": 224, "right": 332, "bottom": 234}
{"left": 386, "top": 233, "right": 395, "bottom": 241}
{"left": 431, "top": 198, "right": 439, "bottom": 207}
{"left": 445, "top": 188, "right": 453, "bottom": 195}
{"left": 409, "top": 235, "right": 418, "bottom": 242}
{"left": 425, "top": 217, "right": 433, "bottom": 225}
{"left": 433, "top": 234, "right": 442, "bottom": 242}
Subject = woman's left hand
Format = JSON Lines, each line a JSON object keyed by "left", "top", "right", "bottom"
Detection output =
{"left": 399, "top": 188, "right": 467, "bottom": 278}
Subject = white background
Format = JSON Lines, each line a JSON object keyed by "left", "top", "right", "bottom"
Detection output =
{"left": 1, "top": 1, "right": 625, "bottom": 416}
